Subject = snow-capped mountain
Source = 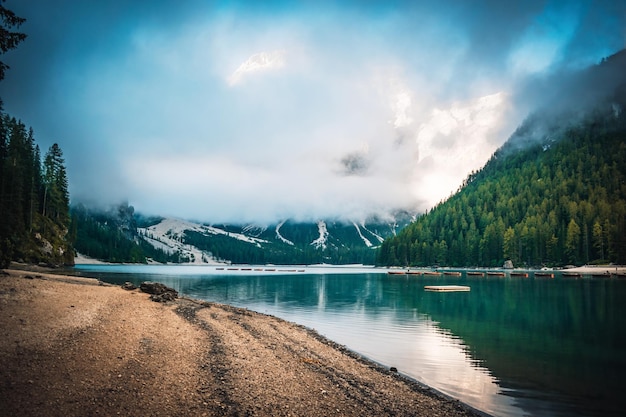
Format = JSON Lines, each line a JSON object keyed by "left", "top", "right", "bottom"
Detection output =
{"left": 72, "top": 202, "right": 415, "bottom": 265}
{"left": 137, "top": 214, "right": 414, "bottom": 265}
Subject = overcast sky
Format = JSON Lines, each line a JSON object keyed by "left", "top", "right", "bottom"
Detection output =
{"left": 1, "top": 0, "right": 624, "bottom": 224}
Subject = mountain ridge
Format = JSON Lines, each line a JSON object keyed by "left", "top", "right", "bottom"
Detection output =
{"left": 72, "top": 205, "right": 415, "bottom": 265}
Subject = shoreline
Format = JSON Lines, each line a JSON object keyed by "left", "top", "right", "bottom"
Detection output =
{"left": 1, "top": 267, "right": 485, "bottom": 417}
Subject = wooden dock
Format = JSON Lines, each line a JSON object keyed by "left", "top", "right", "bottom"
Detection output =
{"left": 424, "top": 285, "right": 470, "bottom": 292}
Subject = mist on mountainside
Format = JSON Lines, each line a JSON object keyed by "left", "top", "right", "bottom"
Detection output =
{"left": 379, "top": 51, "right": 626, "bottom": 268}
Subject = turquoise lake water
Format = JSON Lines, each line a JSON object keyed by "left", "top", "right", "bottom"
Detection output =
{"left": 71, "top": 265, "right": 626, "bottom": 417}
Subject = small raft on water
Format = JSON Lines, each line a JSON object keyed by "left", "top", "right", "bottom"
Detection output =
{"left": 424, "top": 285, "right": 470, "bottom": 292}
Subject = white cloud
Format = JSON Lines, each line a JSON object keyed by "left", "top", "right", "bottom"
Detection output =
{"left": 412, "top": 92, "right": 507, "bottom": 205}
{"left": 7, "top": 1, "right": 621, "bottom": 224}
{"left": 392, "top": 91, "right": 413, "bottom": 129}
{"left": 227, "top": 50, "right": 287, "bottom": 86}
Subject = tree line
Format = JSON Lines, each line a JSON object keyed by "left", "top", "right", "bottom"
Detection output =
{"left": 0, "top": 115, "right": 73, "bottom": 267}
{"left": 378, "top": 107, "right": 626, "bottom": 268}
{"left": 71, "top": 203, "right": 178, "bottom": 264}
{"left": 0, "top": 2, "right": 75, "bottom": 267}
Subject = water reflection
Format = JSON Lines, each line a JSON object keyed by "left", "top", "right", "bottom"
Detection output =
{"left": 72, "top": 265, "right": 626, "bottom": 417}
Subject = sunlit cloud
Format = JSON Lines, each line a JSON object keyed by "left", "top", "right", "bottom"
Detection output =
{"left": 0, "top": 0, "right": 623, "bottom": 223}
{"left": 227, "top": 50, "right": 287, "bottom": 86}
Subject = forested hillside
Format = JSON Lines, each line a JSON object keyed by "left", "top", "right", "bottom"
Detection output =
{"left": 0, "top": 115, "right": 74, "bottom": 267}
{"left": 1, "top": 3, "right": 70, "bottom": 267}
{"left": 71, "top": 203, "right": 177, "bottom": 263}
{"left": 72, "top": 205, "right": 412, "bottom": 265}
{"left": 378, "top": 53, "right": 626, "bottom": 268}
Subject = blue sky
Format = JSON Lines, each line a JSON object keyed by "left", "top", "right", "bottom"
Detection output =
{"left": 1, "top": 0, "right": 624, "bottom": 223}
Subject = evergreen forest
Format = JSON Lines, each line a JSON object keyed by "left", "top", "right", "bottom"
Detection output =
{"left": 0, "top": 115, "right": 73, "bottom": 267}
{"left": 0, "top": 4, "right": 74, "bottom": 267}
{"left": 378, "top": 102, "right": 626, "bottom": 268}
{"left": 70, "top": 203, "right": 178, "bottom": 264}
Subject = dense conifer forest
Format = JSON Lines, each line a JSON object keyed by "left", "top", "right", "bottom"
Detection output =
{"left": 0, "top": 116, "right": 74, "bottom": 267}
{"left": 378, "top": 100, "right": 626, "bottom": 267}
{"left": 0, "top": 3, "right": 74, "bottom": 267}
{"left": 70, "top": 203, "right": 179, "bottom": 264}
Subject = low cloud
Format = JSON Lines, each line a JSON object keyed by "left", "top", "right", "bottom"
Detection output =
{"left": 0, "top": 0, "right": 623, "bottom": 224}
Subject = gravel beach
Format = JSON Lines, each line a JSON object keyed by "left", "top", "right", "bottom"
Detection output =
{"left": 0, "top": 268, "right": 483, "bottom": 417}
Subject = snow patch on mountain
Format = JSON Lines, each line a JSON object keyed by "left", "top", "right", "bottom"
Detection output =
{"left": 360, "top": 223, "right": 385, "bottom": 243}
{"left": 203, "top": 224, "right": 268, "bottom": 247}
{"left": 275, "top": 220, "right": 294, "bottom": 246}
{"left": 242, "top": 224, "right": 267, "bottom": 237}
{"left": 310, "top": 221, "right": 328, "bottom": 250}
{"left": 143, "top": 218, "right": 269, "bottom": 247}
{"left": 139, "top": 218, "right": 218, "bottom": 264}
{"left": 352, "top": 222, "right": 373, "bottom": 248}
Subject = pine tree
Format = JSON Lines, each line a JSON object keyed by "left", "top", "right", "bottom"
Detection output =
{"left": 0, "top": 0, "right": 27, "bottom": 82}
{"left": 42, "top": 143, "right": 69, "bottom": 227}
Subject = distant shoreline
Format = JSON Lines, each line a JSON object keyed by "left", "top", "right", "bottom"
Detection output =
{"left": 73, "top": 253, "right": 626, "bottom": 276}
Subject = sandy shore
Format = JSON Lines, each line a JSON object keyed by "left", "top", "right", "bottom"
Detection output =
{"left": 0, "top": 268, "right": 482, "bottom": 417}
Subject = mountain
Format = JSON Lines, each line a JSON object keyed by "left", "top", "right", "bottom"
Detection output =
{"left": 72, "top": 204, "right": 414, "bottom": 265}
{"left": 378, "top": 50, "right": 626, "bottom": 268}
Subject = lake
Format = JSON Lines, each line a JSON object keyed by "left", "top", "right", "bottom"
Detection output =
{"left": 69, "top": 264, "right": 626, "bottom": 417}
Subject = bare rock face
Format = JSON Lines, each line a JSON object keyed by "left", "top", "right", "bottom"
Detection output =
{"left": 139, "top": 281, "right": 178, "bottom": 302}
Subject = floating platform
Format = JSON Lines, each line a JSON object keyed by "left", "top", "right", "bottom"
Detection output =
{"left": 467, "top": 271, "right": 484, "bottom": 277}
{"left": 486, "top": 271, "right": 505, "bottom": 276}
{"left": 425, "top": 285, "right": 470, "bottom": 292}
{"left": 510, "top": 272, "right": 529, "bottom": 277}
{"left": 443, "top": 271, "right": 462, "bottom": 276}
{"left": 387, "top": 271, "right": 406, "bottom": 275}
{"left": 423, "top": 271, "right": 442, "bottom": 276}
{"left": 535, "top": 272, "right": 554, "bottom": 278}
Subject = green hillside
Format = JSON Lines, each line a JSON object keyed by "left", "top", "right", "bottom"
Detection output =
{"left": 378, "top": 57, "right": 626, "bottom": 268}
